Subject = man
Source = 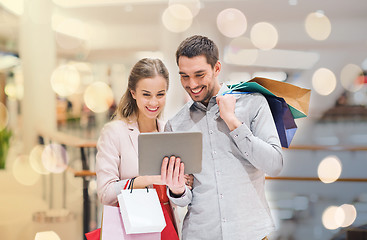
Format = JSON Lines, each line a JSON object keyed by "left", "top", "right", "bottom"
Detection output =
{"left": 161, "top": 35, "right": 283, "bottom": 240}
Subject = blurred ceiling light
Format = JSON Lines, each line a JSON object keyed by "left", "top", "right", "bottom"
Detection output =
{"left": 305, "top": 11, "right": 331, "bottom": 41}
{"left": 29, "top": 145, "right": 50, "bottom": 175}
{"left": 34, "top": 231, "right": 61, "bottom": 240}
{"left": 340, "top": 64, "right": 364, "bottom": 92}
{"left": 169, "top": 0, "right": 201, "bottom": 17}
{"left": 227, "top": 49, "right": 319, "bottom": 69}
{"left": 226, "top": 72, "right": 252, "bottom": 85}
{"left": 0, "top": 54, "right": 20, "bottom": 70}
{"left": 53, "top": 0, "right": 167, "bottom": 8}
{"left": 0, "top": 0, "right": 24, "bottom": 15}
{"left": 217, "top": 8, "right": 247, "bottom": 38}
{"left": 52, "top": 15, "right": 90, "bottom": 49}
{"left": 162, "top": 4, "right": 193, "bottom": 33}
{"left": 340, "top": 204, "right": 357, "bottom": 227}
{"left": 0, "top": 102, "right": 9, "bottom": 131}
{"left": 51, "top": 64, "right": 81, "bottom": 97}
{"left": 224, "top": 37, "right": 258, "bottom": 65}
{"left": 322, "top": 206, "right": 345, "bottom": 230}
{"left": 13, "top": 155, "right": 41, "bottom": 186}
{"left": 317, "top": 155, "right": 342, "bottom": 184}
{"left": 252, "top": 71, "right": 287, "bottom": 82}
{"left": 41, "top": 144, "right": 69, "bottom": 174}
{"left": 312, "top": 68, "right": 336, "bottom": 96}
{"left": 84, "top": 81, "right": 114, "bottom": 113}
{"left": 250, "top": 22, "right": 278, "bottom": 50}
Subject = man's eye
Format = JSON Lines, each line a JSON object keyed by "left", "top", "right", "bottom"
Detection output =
{"left": 196, "top": 74, "right": 204, "bottom": 78}
{"left": 181, "top": 75, "right": 189, "bottom": 80}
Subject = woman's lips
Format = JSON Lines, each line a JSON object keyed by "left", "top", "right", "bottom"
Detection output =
{"left": 146, "top": 106, "right": 159, "bottom": 112}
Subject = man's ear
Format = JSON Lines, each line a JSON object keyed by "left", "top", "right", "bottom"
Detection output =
{"left": 130, "top": 90, "right": 136, "bottom": 99}
{"left": 214, "top": 61, "right": 221, "bottom": 76}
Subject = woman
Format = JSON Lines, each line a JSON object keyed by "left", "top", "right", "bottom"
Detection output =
{"left": 95, "top": 58, "right": 188, "bottom": 240}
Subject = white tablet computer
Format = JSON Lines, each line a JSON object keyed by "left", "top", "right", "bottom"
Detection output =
{"left": 138, "top": 131, "right": 202, "bottom": 175}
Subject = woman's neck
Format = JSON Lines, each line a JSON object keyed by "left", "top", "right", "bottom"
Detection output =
{"left": 137, "top": 115, "right": 158, "bottom": 133}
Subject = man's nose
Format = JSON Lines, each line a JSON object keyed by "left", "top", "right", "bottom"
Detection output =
{"left": 188, "top": 78, "right": 199, "bottom": 89}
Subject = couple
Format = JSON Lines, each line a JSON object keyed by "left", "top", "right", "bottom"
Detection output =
{"left": 96, "top": 35, "right": 283, "bottom": 240}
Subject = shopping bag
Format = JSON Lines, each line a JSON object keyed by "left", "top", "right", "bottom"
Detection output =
{"left": 227, "top": 77, "right": 311, "bottom": 119}
{"left": 85, "top": 228, "right": 101, "bottom": 240}
{"left": 117, "top": 179, "right": 166, "bottom": 234}
{"left": 101, "top": 205, "right": 160, "bottom": 240}
{"left": 248, "top": 77, "right": 311, "bottom": 118}
{"left": 265, "top": 96, "right": 297, "bottom": 148}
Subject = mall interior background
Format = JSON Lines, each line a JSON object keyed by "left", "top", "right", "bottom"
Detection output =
{"left": 0, "top": 0, "right": 367, "bottom": 239}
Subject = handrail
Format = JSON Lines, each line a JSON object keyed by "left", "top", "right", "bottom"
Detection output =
{"left": 285, "top": 145, "right": 367, "bottom": 151}
{"left": 37, "top": 128, "right": 97, "bottom": 148}
{"left": 265, "top": 176, "right": 367, "bottom": 182}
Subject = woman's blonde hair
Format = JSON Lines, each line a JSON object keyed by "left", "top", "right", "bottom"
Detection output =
{"left": 112, "top": 58, "right": 169, "bottom": 121}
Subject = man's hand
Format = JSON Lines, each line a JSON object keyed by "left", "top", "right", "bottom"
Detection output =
{"left": 216, "top": 95, "right": 242, "bottom": 131}
{"left": 161, "top": 156, "right": 186, "bottom": 196}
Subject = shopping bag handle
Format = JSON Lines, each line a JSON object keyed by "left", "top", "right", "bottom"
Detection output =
{"left": 127, "top": 177, "right": 149, "bottom": 193}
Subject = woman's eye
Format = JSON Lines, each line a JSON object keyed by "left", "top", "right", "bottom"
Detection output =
{"left": 157, "top": 93, "right": 165, "bottom": 97}
{"left": 143, "top": 93, "right": 150, "bottom": 97}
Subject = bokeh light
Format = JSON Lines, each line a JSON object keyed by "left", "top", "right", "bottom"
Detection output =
{"left": 224, "top": 37, "right": 258, "bottom": 65}
{"left": 41, "top": 144, "right": 69, "bottom": 173}
{"left": 0, "top": 102, "right": 9, "bottom": 131}
{"left": 340, "top": 204, "right": 357, "bottom": 227}
{"left": 217, "top": 8, "right": 247, "bottom": 38}
{"left": 312, "top": 68, "right": 337, "bottom": 96}
{"left": 162, "top": 4, "right": 193, "bottom": 33}
{"left": 169, "top": 0, "right": 201, "bottom": 17}
{"left": 250, "top": 22, "right": 279, "bottom": 50}
{"left": 29, "top": 145, "right": 50, "bottom": 175}
{"left": 5, "top": 81, "right": 23, "bottom": 100}
{"left": 13, "top": 155, "right": 41, "bottom": 186}
{"left": 305, "top": 11, "right": 331, "bottom": 41}
{"left": 340, "top": 64, "right": 364, "bottom": 92}
{"left": 4, "top": 83, "right": 16, "bottom": 100}
{"left": 318, "top": 155, "right": 342, "bottom": 183}
{"left": 322, "top": 206, "right": 345, "bottom": 230}
{"left": 34, "top": 231, "right": 61, "bottom": 240}
{"left": 50, "top": 64, "right": 81, "bottom": 97}
{"left": 83, "top": 81, "right": 114, "bottom": 113}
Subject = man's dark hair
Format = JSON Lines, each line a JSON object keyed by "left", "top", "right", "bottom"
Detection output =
{"left": 176, "top": 35, "right": 219, "bottom": 68}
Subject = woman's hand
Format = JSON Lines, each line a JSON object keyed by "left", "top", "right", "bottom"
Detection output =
{"left": 161, "top": 156, "right": 186, "bottom": 196}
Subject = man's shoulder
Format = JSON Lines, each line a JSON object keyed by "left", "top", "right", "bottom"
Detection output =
{"left": 236, "top": 92, "right": 267, "bottom": 104}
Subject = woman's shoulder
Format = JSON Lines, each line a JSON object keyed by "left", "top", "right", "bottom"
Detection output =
{"left": 101, "top": 119, "right": 131, "bottom": 134}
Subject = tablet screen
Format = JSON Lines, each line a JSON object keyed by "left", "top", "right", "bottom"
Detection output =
{"left": 138, "top": 131, "right": 202, "bottom": 175}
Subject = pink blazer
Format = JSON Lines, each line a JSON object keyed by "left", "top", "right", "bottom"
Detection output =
{"left": 96, "top": 119, "right": 165, "bottom": 206}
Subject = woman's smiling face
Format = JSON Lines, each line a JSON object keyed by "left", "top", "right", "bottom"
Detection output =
{"left": 131, "top": 75, "right": 167, "bottom": 120}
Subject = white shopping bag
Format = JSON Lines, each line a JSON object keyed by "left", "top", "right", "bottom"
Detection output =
{"left": 117, "top": 181, "right": 166, "bottom": 234}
